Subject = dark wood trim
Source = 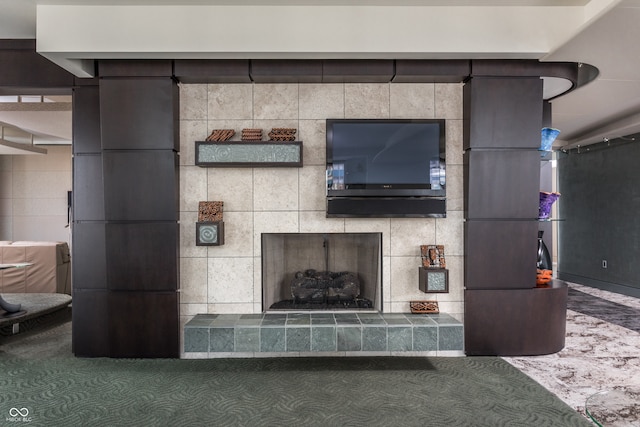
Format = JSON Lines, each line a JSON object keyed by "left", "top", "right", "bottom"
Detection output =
{"left": 393, "top": 59, "right": 470, "bottom": 83}
{"left": 0, "top": 39, "right": 75, "bottom": 92}
{"left": 73, "top": 77, "right": 99, "bottom": 87}
{"left": 174, "top": 59, "right": 251, "bottom": 83}
{"left": 471, "top": 59, "right": 575, "bottom": 79}
{"left": 322, "top": 59, "right": 394, "bottom": 83}
{"left": 250, "top": 59, "right": 322, "bottom": 83}
{"left": 0, "top": 45, "right": 594, "bottom": 98}
{"left": 470, "top": 60, "right": 589, "bottom": 99}
{"left": 0, "top": 39, "right": 36, "bottom": 50}
{"left": 97, "top": 59, "right": 173, "bottom": 77}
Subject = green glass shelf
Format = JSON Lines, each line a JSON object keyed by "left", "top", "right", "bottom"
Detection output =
{"left": 195, "top": 141, "right": 302, "bottom": 167}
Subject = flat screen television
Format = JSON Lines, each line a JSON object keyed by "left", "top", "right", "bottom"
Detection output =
{"left": 326, "top": 119, "right": 446, "bottom": 198}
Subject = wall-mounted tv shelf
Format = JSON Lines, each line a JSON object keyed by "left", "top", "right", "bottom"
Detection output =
{"left": 195, "top": 141, "right": 303, "bottom": 167}
{"left": 327, "top": 197, "right": 446, "bottom": 218}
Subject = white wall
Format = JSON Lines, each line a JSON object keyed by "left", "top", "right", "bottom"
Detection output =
{"left": 0, "top": 145, "right": 72, "bottom": 244}
{"left": 179, "top": 82, "right": 464, "bottom": 326}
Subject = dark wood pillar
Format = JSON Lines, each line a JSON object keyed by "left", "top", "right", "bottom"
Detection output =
{"left": 72, "top": 60, "right": 180, "bottom": 358}
{"left": 463, "top": 72, "right": 567, "bottom": 356}
{"left": 72, "top": 82, "right": 109, "bottom": 356}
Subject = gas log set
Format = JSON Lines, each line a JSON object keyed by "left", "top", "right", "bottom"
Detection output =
{"left": 269, "top": 269, "right": 373, "bottom": 310}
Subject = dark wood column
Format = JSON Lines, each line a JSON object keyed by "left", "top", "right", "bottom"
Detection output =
{"left": 72, "top": 82, "right": 109, "bottom": 356}
{"left": 463, "top": 71, "right": 567, "bottom": 356}
{"left": 72, "top": 60, "right": 180, "bottom": 358}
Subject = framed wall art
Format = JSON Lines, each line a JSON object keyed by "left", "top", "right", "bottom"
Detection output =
{"left": 196, "top": 221, "right": 224, "bottom": 246}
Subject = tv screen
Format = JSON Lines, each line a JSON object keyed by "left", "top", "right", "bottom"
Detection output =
{"left": 326, "top": 119, "right": 446, "bottom": 197}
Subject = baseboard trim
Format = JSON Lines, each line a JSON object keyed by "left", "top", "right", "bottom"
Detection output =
{"left": 557, "top": 272, "right": 640, "bottom": 298}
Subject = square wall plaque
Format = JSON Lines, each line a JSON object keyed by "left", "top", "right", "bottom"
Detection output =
{"left": 196, "top": 221, "right": 224, "bottom": 246}
{"left": 418, "top": 267, "right": 449, "bottom": 293}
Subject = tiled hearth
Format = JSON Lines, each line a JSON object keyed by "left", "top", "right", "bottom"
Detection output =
{"left": 183, "top": 312, "right": 463, "bottom": 358}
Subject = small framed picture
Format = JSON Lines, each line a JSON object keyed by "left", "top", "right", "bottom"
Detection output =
{"left": 418, "top": 267, "right": 449, "bottom": 293}
{"left": 196, "top": 221, "right": 224, "bottom": 246}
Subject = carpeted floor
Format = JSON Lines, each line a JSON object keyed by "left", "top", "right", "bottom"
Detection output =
{"left": 0, "top": 310, "right": 591, "bottom": 427}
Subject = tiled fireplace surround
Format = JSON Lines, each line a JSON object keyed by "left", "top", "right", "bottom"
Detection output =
{"left": 179, "top": 82, "right": 464, "bottom": 357}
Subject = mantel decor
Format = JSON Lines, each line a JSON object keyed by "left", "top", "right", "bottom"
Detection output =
{"left": 540, "top": 127, "right": 560, "bottom": 153}
{"left": 420, "top": 244, "right": 446, "bottom": 268}
{"left": 410, "top": 300, "right": 439, "bottom": 314}
{"left": 198, "top": 201, "right": 223, "bottom": 222}
{"left": 205, "top": 129, "right": 235, "bottom": 141}
{"left": 268, "top": 127, "right": 296, "bottom": 141}
{"left": 196, "top": 221, "right": 224, "bottom": 246}
{"left": 196, "top": 201, "right": 224, "bottom": 246}
{"left": 419, "top": 267, "right": 449, "bottom": 293}
{"left": 195, "top": 141, "right": 303, "bottom": 167}
{"left": 539, "top": 191, "right": 560, "bottom": 220}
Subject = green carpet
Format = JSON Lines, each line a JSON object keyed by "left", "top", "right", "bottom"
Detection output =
{"left": 0, "top": 357, "right": 592, "bottom": 427}
{"left": 0, "top": 312, "right": 591, "bottom": 427}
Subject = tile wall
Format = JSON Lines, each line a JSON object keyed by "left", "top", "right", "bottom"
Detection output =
{"left": 178, "top": 83, "right": 464, "bottom": 330}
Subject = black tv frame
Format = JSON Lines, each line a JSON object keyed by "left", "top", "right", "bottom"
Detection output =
{"left": 326, "top": 118, "right": 446, "bottom": 218}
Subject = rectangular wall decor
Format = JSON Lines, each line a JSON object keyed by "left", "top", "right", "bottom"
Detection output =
{"left": 419, "top": 267, "right": 449, "bottom": 293}
{"left": 195, "top": 141, "right": 302, "bottom": 167}
{"left": 196, "top": 221, "right": 224, "bottom": 246}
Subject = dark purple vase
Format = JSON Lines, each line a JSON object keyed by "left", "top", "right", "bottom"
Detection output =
{"left": 539, "top": 192, "right": 560, "bottom": 220}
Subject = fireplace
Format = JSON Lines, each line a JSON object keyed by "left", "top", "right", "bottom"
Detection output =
{"left": 261, "top": 233, "right": 382, "bottom": 311}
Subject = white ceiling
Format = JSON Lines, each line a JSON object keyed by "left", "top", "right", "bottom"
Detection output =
{"left": 1, "top": 0, "right": 639, "bottom": 150}
{"left": 544, "top": 0, "right": 640, "bottom": 148}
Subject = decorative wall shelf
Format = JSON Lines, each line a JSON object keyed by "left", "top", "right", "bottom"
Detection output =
{"left": 195, "top": 141, "right": 303, "bottom": 167}
{"left": 419, "top": 267, "right": 449, "bottom": 293}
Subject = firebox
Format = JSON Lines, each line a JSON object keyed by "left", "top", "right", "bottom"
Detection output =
{"left": 261, "top": 233, "right": 382, "bottom": 311}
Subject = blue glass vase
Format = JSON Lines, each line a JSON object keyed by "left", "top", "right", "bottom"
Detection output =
{"left": 540, "top": 127, "right": 560, "bottom": 152}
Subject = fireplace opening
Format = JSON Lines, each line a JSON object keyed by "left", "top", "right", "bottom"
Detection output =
{"left": 261, "top": 233, "right": 382, "bottom": 311}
